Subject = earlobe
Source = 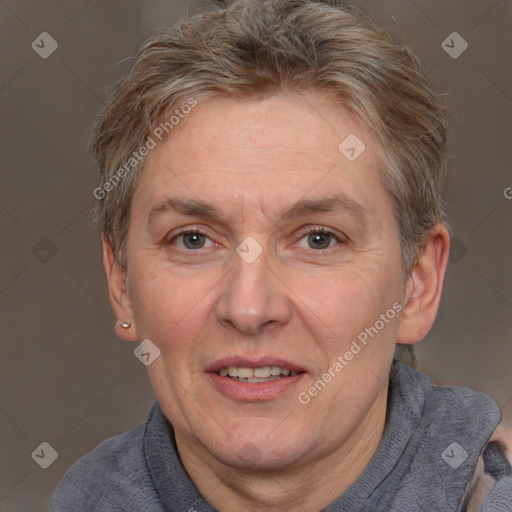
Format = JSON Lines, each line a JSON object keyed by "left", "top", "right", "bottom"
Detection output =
{"left": 102, "top": 236, "right": 139, "bottom": 341}
{"left": 114, "top": 319, "right": 138, "bottom": 341}
{"left": 396, "top": 224, "right": 450, "bottom": 345}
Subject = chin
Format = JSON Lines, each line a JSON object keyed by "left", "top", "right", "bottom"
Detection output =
{"left": 202, "top": 421, "right": 310, "bottom": 470}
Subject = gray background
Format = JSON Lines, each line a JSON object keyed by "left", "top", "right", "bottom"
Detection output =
{"left": 0, "top": 0, "right": 510, "bottom": 510}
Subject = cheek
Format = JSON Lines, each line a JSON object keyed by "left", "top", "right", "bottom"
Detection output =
{"left": 291, "top": 260, "right": 399, "bottom": 330}
{"left": 286, "top": 269, "right": 403, "bottom": 378}
{"left": 129, "top": 264, "right": 219, "bottom": 347}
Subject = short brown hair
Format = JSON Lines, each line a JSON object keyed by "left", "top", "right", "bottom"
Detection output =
{"left": 91, "top": 0, "right": 449, "bottom": 272}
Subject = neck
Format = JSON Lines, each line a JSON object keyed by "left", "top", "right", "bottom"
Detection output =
{"left": 175, "top": 385, "right": 388, "bottom": 512}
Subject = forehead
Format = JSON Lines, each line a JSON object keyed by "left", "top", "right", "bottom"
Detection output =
{"left": 133, "top": 90, "right": 389, "bottom": 222}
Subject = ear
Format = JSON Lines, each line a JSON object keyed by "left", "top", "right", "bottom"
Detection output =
{"left": 396, "top": 224, "right": 450, "bottom": 344}
{"left": 102, "top": 235, "right": 138, "bottom": 341}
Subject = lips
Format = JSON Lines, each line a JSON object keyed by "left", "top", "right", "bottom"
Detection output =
{"left": 206, "top": 357, "right": 307, "bottom": 401}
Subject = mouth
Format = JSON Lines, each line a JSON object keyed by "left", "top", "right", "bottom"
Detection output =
{"left": 216, "top": 365, "right": 299, "bottom": 383}
{"left": 207, "top": 358, "right": 307, "bottom": 401}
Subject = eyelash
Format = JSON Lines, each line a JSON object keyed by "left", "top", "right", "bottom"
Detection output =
{"left": 166, "top": 227, "right": 344, "bottom": 251}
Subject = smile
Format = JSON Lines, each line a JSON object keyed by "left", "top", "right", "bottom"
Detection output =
{"left": 207, "top": 359, "right": 307, "bottom": 401}
{"left": 217, "top": 366, "right": 298, "bottom": 383}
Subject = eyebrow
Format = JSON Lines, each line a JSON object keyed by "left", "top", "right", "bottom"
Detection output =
{"left": 147, "top": 192, "right": 369, "bottom": 227}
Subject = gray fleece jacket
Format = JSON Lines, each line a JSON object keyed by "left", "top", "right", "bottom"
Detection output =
{"left": 51, "top": 362, "right": 512, "bottom": 511}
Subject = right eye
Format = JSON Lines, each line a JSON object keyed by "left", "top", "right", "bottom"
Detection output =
{"left": 167, "top": 229, "right": 216, "bottom": 250}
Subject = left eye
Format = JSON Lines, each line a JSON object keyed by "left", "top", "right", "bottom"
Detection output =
{"left": 172, "top": 231, "right": 215, "bottom": 250}
{"left": 297, "top": 229, "right": 341, "bottom": 250}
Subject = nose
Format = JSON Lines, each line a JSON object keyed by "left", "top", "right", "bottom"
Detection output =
{"left": 215, "top": 242, "right": 292, "bottom": 335}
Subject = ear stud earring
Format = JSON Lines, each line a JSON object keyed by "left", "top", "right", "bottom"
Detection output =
{"left": 119, "top": 321, "right": 131, "bottom": 329}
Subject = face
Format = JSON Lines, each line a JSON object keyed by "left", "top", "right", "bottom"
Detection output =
{"left": 122, "top": 91, "right": 408, "bottom": 470}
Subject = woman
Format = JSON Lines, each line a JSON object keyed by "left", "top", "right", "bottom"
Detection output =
{"left": 52, "top": 0, "right": 512, "bottom": 510}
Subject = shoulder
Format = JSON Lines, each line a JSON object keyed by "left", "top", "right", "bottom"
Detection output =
{"left": 50, "top": 421, "right": 164, "bottom": 511}
{"left": 388, "top": 362, "right": 508, "bottom": 510}
{"left": 392, "top": 361, "right": 502, "bottom": 425}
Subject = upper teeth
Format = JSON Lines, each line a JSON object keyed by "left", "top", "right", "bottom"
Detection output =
{"left": 219, "top": 366, "right": 296, "bottom": 378}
